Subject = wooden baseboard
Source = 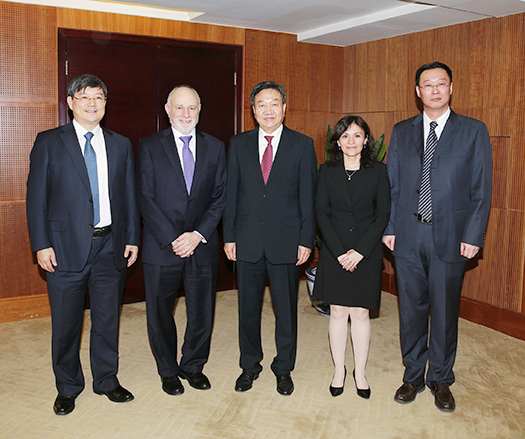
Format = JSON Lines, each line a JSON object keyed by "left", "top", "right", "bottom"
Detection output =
{"left": 0, "top": 293, "right": 51, "bottom": 323}
{"left": 381, "top": 272, "right": 525, "bottom": 341}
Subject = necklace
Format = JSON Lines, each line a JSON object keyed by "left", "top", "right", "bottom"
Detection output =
{"left": 345, "top": 169, "right": 358, "bottom": 180}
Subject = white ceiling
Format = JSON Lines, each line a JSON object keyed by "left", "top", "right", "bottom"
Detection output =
{"left": 10, "top": 0, "right": 525, "bottom": 46}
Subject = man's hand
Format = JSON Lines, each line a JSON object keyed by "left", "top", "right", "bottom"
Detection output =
{"left": 461, "top": 242, "right": 480, "bottom": 259}
{"left": 172, "top": 232, "right": 201, "bottom": 258}
{"left": 224, "top": 242, "right": 236, "bottom": 261}
{"left": 36, "top": 247, "right": 57, "bottom": 272}
{"left": 124, "top": 245, "right": 139, "bottom": 267}
{"left": 296, "top": 245, "right": 312, "bottom": 266}
{"left": 382, "top": 235, "right": 395, "bottom": 252}
{"left": 337, "top": 249, "right": 364, "bottom": 272}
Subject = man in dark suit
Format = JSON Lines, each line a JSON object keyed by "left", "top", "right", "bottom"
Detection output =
{"left": 383, "top": 62, "right": 492, "bottom": 412}
{"left": 223, "top": 81, "right": 317, "bottom": 395}
{"left": 26, "top": 74, "right": 140, "bottom": 415}
{"left": 136, "top": 85, "right": 226, "bottom": 396}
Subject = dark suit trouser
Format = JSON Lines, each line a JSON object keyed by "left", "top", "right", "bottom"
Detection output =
{"left": 237, "top": 256, "right": 300, "bottom": 376}
{"left": 143, "top": 259, "right": 217, "bottom": 377}
{"left": 395, "top": 220, "right": 466, "bottom": 387}
{"left": 46, "top": 232, "right": 126, "bottom": 398}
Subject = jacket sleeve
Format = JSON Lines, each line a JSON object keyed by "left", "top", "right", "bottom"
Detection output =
{"left": 298, "top": 136, "right": 318, "bottom": 249}
{"left": 194, "top": 141, "right": 227, "bottom": 240}
{"left": 461, "top": 122, "right": 492, "bottom": 248}
{"left": 123, "top": 137, "right": 140, "bottom": 246}
{"left": 222, "top": 137, "right": 239, "bottom": 243}
{"left": 136, "top": 139, "right": 178, "bottom": 249}
{"left": 315, "top": 164, "right": 347, "bottom": 258}
{"left": 383, "top": 125, "right": 400, "bottom": 236}
{"left": 354, "top": 164, "right": 391, "bottom": 259}
{"left": 26, "top": 132, "right": 51, "bottom": 252}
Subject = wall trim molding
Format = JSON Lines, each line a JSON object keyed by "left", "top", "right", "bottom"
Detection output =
{"left": 0, "top": 293, "right": 50, "bottom": 323}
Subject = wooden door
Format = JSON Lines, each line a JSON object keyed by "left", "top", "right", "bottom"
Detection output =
{"left": 58, "top": 29, "right": 242, "bottom": 303}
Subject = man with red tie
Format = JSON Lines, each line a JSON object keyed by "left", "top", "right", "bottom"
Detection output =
{"left": 223, "top": 81, "right": 317, "bottom": 395}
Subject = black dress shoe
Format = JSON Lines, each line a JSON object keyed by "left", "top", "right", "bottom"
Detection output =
{"left": 431, "top": 383, "right": 455, "bottom": 412}
{"left": 329, "top": 367, "right": 346, "bottom": 397}
{"left": 353, "top": 370, "right": 371, "bottom": 399}
{"left": 235, "top": 370, "right": 260, "bottom": 392}
{"left": 53, "top": 395, "right": 75, "bottom": 415}
{"left": 161, "top": 376, "right": 185, "bottom": 395}
{"left": 394, "top": 382, "right": 425, "bottom": 404}
{"left": 94, "top": 385, "right": 134, "bottom": 403}
{"left": 178, "top": 370, "right": 211, "bottom": 390}
{"left": 276, "top": 373, "right": 294, "bottom": 396}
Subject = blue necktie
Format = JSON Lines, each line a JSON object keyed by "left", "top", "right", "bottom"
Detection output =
{"left": 84, "top": 132, "right": 100, "bottom": 226}
{"left": 180, "top": 136, "right": 194, "bottom": 194}
{"left": 418, "top": 121, "right": 438, "bottom": 221}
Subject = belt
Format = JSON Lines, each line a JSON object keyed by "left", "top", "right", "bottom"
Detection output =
{"left": 93, "top": 225, "right": 112, "bottom": 238}
{"left": 415, "top": 213, "right": 432, "bottom": 224}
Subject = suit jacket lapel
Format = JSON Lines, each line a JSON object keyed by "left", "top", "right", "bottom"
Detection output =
{"left": 433, "top": 111, "right": 460, "bottom": 161}
{"left": 192, "top": 130, "right": 208, "bottom": 194}
{"left": 266, "top": 126, "right": 292, "bottom": 185}
{"left": 245, "top": 129, "right": 264, "bottom": 184}
{"left": 411, "top": 114, "right": 424, "bottom": 158}
{"left": 102, "top": 128, "right": 118, "bottom": 191}
{"left": 60, "top": 123, "right": 92, "bottom": 196}
{"left": 161, "top": 129, "right": 186, "bottom": 191}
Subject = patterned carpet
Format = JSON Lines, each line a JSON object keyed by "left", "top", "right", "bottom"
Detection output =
{"left": 0, "top": 282, "right": 524, "bottom": 438}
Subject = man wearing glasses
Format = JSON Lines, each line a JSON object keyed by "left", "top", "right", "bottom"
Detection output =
{"left": 27, "top": 74, "right": 139, "bottom": 415}
{"left": 382, "top": 62, "right": 492, "bottom": 412}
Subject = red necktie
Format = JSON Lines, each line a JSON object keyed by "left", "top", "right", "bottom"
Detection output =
{"left": 261, "top": 136, "right": 273, "bottom": 184}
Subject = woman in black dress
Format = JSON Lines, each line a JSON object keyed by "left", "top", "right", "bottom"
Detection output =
{"left": 313, "top": 115, "right": 390, "bottom": 399}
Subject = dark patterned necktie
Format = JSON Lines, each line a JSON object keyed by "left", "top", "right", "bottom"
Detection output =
{"left": 180, "top": 135, "right": 194, "bottom": 194}
{"left": 261, "top": 136, "right": 273, "bottom": 184}
{"left": 84, "top": 132, "right": 99, "bottom": 225}
{"left": 417, "top": 121, "right": 438, "bottom": 221}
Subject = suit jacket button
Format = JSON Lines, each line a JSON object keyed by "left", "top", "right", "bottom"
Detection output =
{"left": 89, "top": 223, "right": 94, "bottom": 228}
{"left": 349, "top": 227, "right": 354, "bottom": 232}
{"left": 89, "top": 198, "right": 93, "bottom": 203}
{"left": 188, "top": 201, "right": 192, "bottom": 205}
{"left": 349, "top": 212, "right": 354, "bottom": 216}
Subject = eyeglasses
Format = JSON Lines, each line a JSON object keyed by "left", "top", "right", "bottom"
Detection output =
{"left": 418, "top": 82, "right": 450, "bottom": 92}
{"left": 73, "top": 95, "right": 106, "bottom": 103}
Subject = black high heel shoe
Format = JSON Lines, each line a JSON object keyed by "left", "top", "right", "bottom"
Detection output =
{"left": 353, "top": 370, "right": 371, "bottom": 399}
{"left": 329, "top": 367, "right": 347, "bottom": 397}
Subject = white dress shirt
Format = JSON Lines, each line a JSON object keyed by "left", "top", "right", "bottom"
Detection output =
{"left": 423, "top": 107, "right": 451, "bottom": 144}
{"left": 258, "top": 124, "right": 283, "bottom": 163}
{"left": 73, "top": 119, "right": 111, "bottom": 228}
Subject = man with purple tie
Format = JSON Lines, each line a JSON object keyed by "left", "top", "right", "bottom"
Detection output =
{"left": 137, "top": 85, "right": 227, "bottom": 396}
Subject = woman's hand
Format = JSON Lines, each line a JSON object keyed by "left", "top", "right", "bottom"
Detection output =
{"left": 337, "top": 249, "right": 364, "bottom": 272}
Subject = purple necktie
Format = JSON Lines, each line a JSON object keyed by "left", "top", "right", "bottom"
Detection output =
{"left": 261, "top": 136, "right": 273, "bottom": 184}
{"left": 180, "top": 136, "right": 194, "bottom": 194}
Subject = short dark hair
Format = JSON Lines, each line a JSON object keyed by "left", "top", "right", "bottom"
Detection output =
{"left": 327, "top": 115, "right": 376, "bottom": 168}
{"left": 415, "top": 62, "right": 452, "bottom": 86}
{"left": 250, "top": 81, "right": 286, "bottom": 106}
{"left": 67, "top": 74, "right": 108, "bottom": 98}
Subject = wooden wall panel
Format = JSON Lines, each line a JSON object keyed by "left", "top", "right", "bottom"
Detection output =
{"left": 343, "top": 12, "right": 525, "bottom": 337}
{"left": 56, "top": 8, "right": 244, "bottom": 46}
{"left": 0, "top": 2, "right": 57, "bottom": 103}
{"left": 0, "top": 202, "right": 47, "bottom": 299}
{"left": 0, "top": 105, "right": 57, "bottom": 200}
